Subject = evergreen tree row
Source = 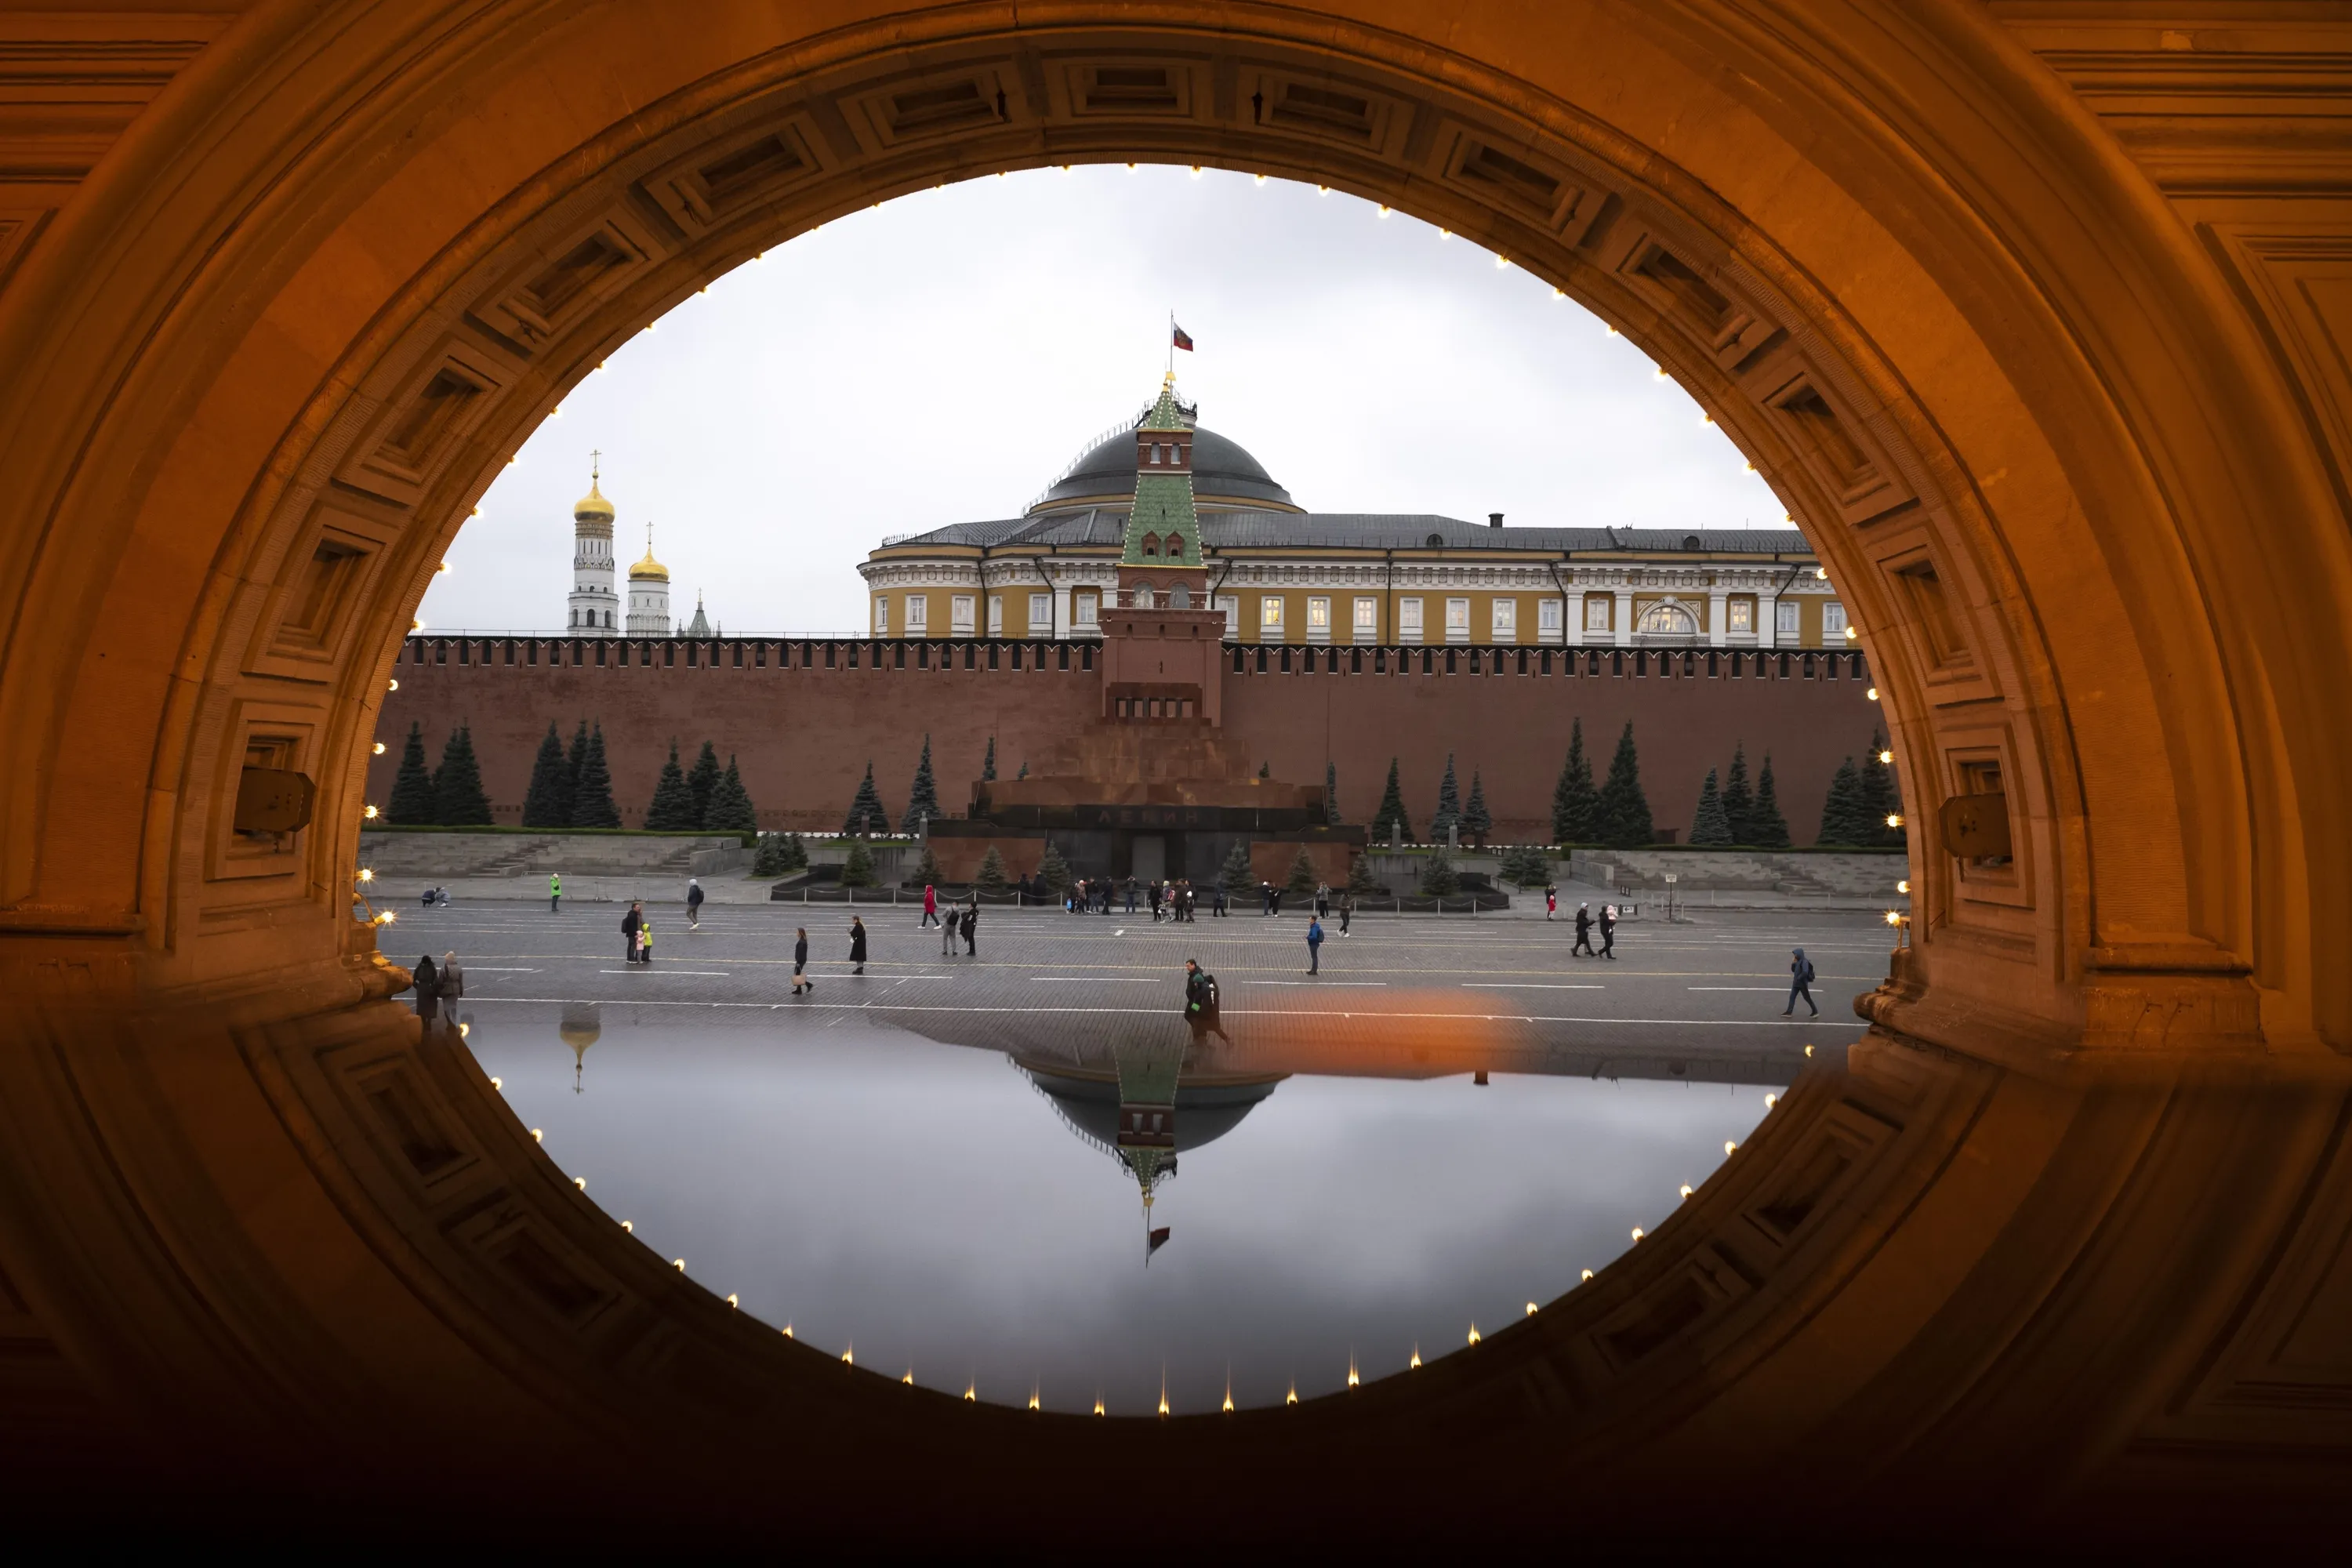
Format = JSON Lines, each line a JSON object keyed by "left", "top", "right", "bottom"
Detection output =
{"left": 386, "top": 720, "right": 498, "bottom": 826}
{"left": 1683, "top": 741, "right": 1793, "bottom": 848}
{"left": 1815, "top": 728, "right": 1904, "bottom": 848}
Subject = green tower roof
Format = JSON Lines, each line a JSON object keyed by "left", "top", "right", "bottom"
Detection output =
{"left": 1126, "top": 375, "right": 1204, "bottom": 568}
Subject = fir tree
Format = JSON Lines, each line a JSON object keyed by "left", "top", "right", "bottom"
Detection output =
{"left": 433, "top": 724, "right": 493, "bottom": 826}
{"left": 1218, "top": 839, "right": 1257, "bottom": 895}
{"left": 564, "top": 720, "right": 590, "bottom": 799}
{"left": 1857, "top": 729, "right": 1900, "bottom": 847}
{"left": 1418, "top": 850, "right": 1461, "bottom": 897}
{"left": 1324, "top": 761, "right": 1342, "bottom": 826}
{"left": 521, "top": 722, "right": 574, "bottom": 828}
{"left": 912, "top": 842, "right": 943, "bottom": 887}
{"left": 1462, "top": 768, "right": 1492, "bottom": 846}
{"left": 569, "top": 724, "right": 621, "bottom": 828}
{"left": 1346, "top": 851, "right": 1381, "bottom": 894}
{"left": 387, "top": 721, "right": 437, "bottom": 825}
{"left": 842, "top": 762, "right": 889, "bottom": 836}
{"left": 1596, "top": 721, "right": 1655, "bottom": 849}
{"left": 704, "top": 755, "right": 757, "bottom": 835}
{"left": 1750, "top": 754, "right": 1792, "bottom": 848}
{"left": 1690, "top": 768, "right": 1734, "bottom": 845}
{"left": 644, "top": 741, "right": 699, "bottom": 830}
{"left": 780, "top": 832, "right": 810, "bottom": 870}
{"left": 1258, "top": 760, "right": 1271, "bottom": 779}
{"left": 901, "top": 734, "right": 941, "bottom": 834}
{"left": 1817, "top": 757, "right": 1866, "bottom": 845}
{"left": 840, "top": 837, "right": 877, "bottom": 887}
{"left": 685, "top": 741, "right": 723, "bottom": 829}
{"left": 1037, "top": 840, "right": 1073, "bottom": 891}
{"left": 1720, "top": 742, "right": 1755, "bottom": 845}
{"left": 752, "top": 833, "right": 792, "bottom": 877}
{"left": 1284, "top": 844, "right": 1319, "bottom": 897}
{"left": 1552, "top": 718, "right": 1599, "bottom": 845}
{"left": 975, "top": 845, "right": 1009, "bottom": 892}
{"left": 1370, "top": 759, "right": 1414, "bottom": 844}
{"left": 982, "top": 736, "right": 997, "bottom": 782}
{"left": 1431, "top": 753, "right": 1463, "bottom": 840}
{"left": 1501, "top": 844, "right": 1552, "bottom": 887}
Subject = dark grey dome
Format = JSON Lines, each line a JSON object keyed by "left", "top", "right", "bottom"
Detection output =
{"left": 1033, "top": 423, "right": 1293, "bottom": 512}
{"left": 1024, "top": 1070, "right": 1280, "bottom": 1158}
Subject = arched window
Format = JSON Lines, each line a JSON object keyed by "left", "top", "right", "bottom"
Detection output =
{"left": 1171, "top": 583, "right": 1192, "bottom": 608}
{"left": 1134, "top": 582, "right": 1155, "bottom": 609}
{"left": 1638, "top": 601, "right": 1699, "bottom": 637}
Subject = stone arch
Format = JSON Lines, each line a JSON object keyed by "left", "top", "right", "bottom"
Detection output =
{"left": 0, "top": 0, "right": 2347, "bottom": 1542}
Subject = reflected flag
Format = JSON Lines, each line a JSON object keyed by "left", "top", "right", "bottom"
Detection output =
{"left": 1147, "top": 1225, "right": 1172, "bottom": 1256}
{"left": 1171, "top": 323, "right": 1193, "bottom": 352}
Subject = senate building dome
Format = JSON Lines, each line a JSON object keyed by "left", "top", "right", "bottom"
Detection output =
{"left": 1032, "top": 415, "right": 1298, "bottom": 515}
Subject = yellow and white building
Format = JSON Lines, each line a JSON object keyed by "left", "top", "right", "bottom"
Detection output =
{"left": 862, "top": 408, "right": 1844, "bottom": 647}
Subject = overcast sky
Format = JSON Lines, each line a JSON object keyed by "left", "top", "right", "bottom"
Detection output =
{"left": 420, "top": 165, "right": 1788, "bottom": 636}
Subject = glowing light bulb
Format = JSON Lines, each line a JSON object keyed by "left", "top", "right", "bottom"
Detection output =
{"left": 1126, "top": 162, "right": 1137, "bottom": 171}
{"left": 573, "top": 1176, "right": 585, "bottom": 1190}
{"left": 489, "top": 1076, "right": 501, "bottom": 1090}
{"left": 724, "top": 1293, "right": 738, "bottom": 1308}
{"left": 1679, "top": 1183, "right": 1694, "bottom": 1200}
{"left": 529, "top": 1127, "right": 543, "bottom": 1142}
{"left": 1158, "top": 1390, "right": 1170, "bottom": 1417}
{"left": 1526, "top": 1301, "right": 1539, "bottom": 1317}
{"left": 1725, "top": 1141, "right": 1738, "bottom": 1156}
{"left": 1254, "top": 173, "right": 1266, "bottom": 185}
{"left": 619, "top": 1220, "right": 631, "bottom": 1233}
{"left": 358, "top": 868, "right": 373, "bottom": 882}
{"left": 1287, "top": 1385, "right": 1298, "bottom": 1405}
{"left": 904, "top": 1370, "right": 914, "bottom": 1385}
{"left": 1552, "top": 288, "right": 1563, "bottom": 299}
{"left": 1886, "top": 909, "right": 1903, "bottom": 927}
{"left": 1495, "top": 253, "right": 1508, "bottom": 269}
{"left": 1653, "top": 366, "right": 1667, "bottom": 381}
{"left": 376, "top": 910, "right": 394, "bottom": 925}
{"left": 1347, "top": 1360, "right": 1360, "bottom": 1388}
{"left": 1867, "top": 687, "right": 1880, "bottom": 701}
{"left": 1898, "top": 879, "right": 1911, "bottom": 895}
{"left": 1439, "top": 228, "right": 1451, "bottom": 240}
{"left": 363, "top": 803, "right": 379, "bottom": 818}
{"left": 1093, "top": 1397, "right": 1104, "bottom": 1416}
{"left": 372, "top": 742, "right": 386, "bottom": 755}
{"left": 456, "top": 1022, "right": 469, "bottom": 1038}
{"left": 1805, "top": 1044, "right": 1816, "bottom": 1057}
{"left": 841, "top": 1345, "right": 853, "bottom": 1365}
{"left": 1887, "top": 813, "right": 1904, "bottom": 829}
{"left": 1029, "top": 1390, "right": 1040, "bottom": 1410}
{"left": 1221, "top": 1388, "right": 1234, "bottom": 1414}
{"left": 1766, "top": 1093, "right": 1780, "bottom": 1109}
{"left": 1846, "top": 625, "right": 1860, "bottom": 641}
{"left": 964, "top": 1385, "right": 975, "bottom": 1402}
{"left": 1879, "top": 750, "right": 1893, "bottom": 764}
{"left": 1606, "top": 324, "right": 1618, "bottom": 335}
{"left": 1631, "top": 1227, "right": 1645, "bottom": 1243}
{"left": 1467, "top": 1324, "right": 1481, "bottom": 1346}
{"left": 386, "top": 678, "right": 397, "bottom": 691}
{"left": 671, "top": 1257, "right": 684, "bottom": 1271}
{"left": 1581, "top": 1269, "right": 1595, "bottom": 1281}
{"left": 1744, "top": 462, "right": 1755, "bottom": 472}
{"left": 1410, "top": 1346, "right": 1421, "bottom": 1369}
{"left": 1189, "top": 165, "right": 1202, "bottom": 177}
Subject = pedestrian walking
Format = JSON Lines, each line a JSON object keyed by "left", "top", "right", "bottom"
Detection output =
{"left": 1126, "top": 877, "right": 1138, "bottom": 914}
{"left": 1572, "top": 902, "right": 1595, "bottom": 956}
{"left": 1544, "top": 882, "right": 1558, "bottom": 920}
{"left": 1314, "top": 882, "right": 1330, "bottom": 919}
{"left": 792, "top": 927, "right": 811, "bottom": 994}
{"left": 848, "top": 914, "right": 867, "bottom": 975}
{"left": 621, "top": 901, "right": 643, "bottom": 964}
{"left": 1148, "top": 881, "right": 1163, "bottom": 922}
{"left": 685, "top": 877, "right": 704, "bottom": 928}
{"left": 960, "top": 899, "right": 978, "bottom": 956}
{"left": 410, "top": 953, "right": 440, "bottom": 1013}
{"left": 1212, "top": 881, "right": 1228, "bottom": 917}
{"left": 1784, "top": 946, "right": 1820, "bottom": 1017}
{"left": 1599, "top": 903, "right": 1617, "bottom": 960}
{"left": 549, "top": 872, "right": 562, "bottom": 913}
{"left": 1305, "top": 916, "right": 1325, "bottom": 974}
{"left": 1338, "top": 890, "right": 1353, "bottom": 935}
{"left": 921, "top": 884, "right": 939, "bottom": 928}
{"left": 438, "top": 950, "right": 464, "bottom": 999}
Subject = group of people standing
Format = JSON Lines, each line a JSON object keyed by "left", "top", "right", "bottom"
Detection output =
{"left": 1065, "top": 876, "right": 1208, "bottom": 920}
{"left": 920, "top": 884, "right": 981, "bottom": 956}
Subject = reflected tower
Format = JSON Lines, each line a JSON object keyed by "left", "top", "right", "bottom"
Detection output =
{"left": 560, "top": 1002, "right": 601, "bottom": 1093}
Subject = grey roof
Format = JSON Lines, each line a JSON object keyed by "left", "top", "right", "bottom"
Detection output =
{"left": 876, "top": 510, "right": 1814, "bottom": 557}
{"left": 1034, "top": 423, "right": 1293, "bottom": 511}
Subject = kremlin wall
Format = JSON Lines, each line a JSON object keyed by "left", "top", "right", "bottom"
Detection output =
{"left": 365, "top": 633, "right": 1882, "bottom": 846}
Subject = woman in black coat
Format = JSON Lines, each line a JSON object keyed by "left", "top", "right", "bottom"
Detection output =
{"left": 792, "top": 928, "right": 811, "bottom": 995}
{"left": 848, "top": 915, "right": 868, "bottom": 975}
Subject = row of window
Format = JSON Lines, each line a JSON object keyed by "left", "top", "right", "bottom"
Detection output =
{"left": 875, "top": 590, "right": 1847, "bottom": 642}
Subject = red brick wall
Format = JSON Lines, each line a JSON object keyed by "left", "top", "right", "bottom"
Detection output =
{"left": 367, "top": 639, "right": 1886, "bottom": 844}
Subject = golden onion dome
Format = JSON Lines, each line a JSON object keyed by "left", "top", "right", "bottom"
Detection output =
{"left": 573, "top": 477, "right": 615, "bottom": 524}
{"left": 629, "top": 521, "right": 669, "bottom": 580}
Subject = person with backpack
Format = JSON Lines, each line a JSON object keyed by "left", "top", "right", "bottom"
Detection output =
{"left": 685, "top": 877, "right": 704, "bottom": 928}
{"left": 1785, "top": 947, "right": 1819, "bottom": 1017}
{"left": 1305, "top": 915, "right": 1325, "bottom": 975}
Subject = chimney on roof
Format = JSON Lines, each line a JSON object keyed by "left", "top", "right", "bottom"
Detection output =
{"left": 1488, "top": 512, "right": 1504, "bottom": 528}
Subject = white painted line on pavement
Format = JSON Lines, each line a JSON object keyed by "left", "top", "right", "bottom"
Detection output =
{"left": 466, "top": 996, "right": 1860, "bottom": 1025}
{"left": 1687, "top": 987, "right": 1788, "bottom": 991}
{"left": 596, "top": 969, "right": 731, "bottom": 975}
{"left": 1465, "top": 983, "right": 1604, "bottom": 989}
{"left": 1250, "top": 981, "right": 1387, "bottom": 987}
{"left": 1033, "top": 977, "right": 1163, "bottom": 983}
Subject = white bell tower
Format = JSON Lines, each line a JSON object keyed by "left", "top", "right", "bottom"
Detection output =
{"left": 567, "top": 452, "right": 619, "bottom": 636}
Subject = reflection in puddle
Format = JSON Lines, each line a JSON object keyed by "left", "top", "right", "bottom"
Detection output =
{"left": 465, "top": 993, "right": 1796, "bottom": 1413}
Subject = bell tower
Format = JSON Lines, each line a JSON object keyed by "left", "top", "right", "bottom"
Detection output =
{"left": 1100, "top": 372, "right": 1222, "bottom": 725}
{"left": 567, "top": 452, "right": 619, "bottom": 636}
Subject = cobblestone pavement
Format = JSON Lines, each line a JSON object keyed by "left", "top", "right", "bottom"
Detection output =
{"left": 391, "top": 899, "right": 1883, "bottom": 1062}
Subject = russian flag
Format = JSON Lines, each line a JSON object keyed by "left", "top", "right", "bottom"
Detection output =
{"left": 1171, "top": 323, "right": 1193, "bottom": 351}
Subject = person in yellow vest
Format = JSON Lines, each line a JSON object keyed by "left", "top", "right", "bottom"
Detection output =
{"left": 549, "top": 872, "right": 562, "bottom": 913}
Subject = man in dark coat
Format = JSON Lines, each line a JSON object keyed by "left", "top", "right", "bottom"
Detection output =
{"left": 621, "top": 901, "right": 643, "bottom": 964}
{"left": 792, "top": 927, "right": 811, "bottom": 995}
{"left": 685, "top": 877, "right": 705, "bottom": 927}
{"left": 1572, "top": 902, "right": 1595, "bottom": 957}
{"left": 1599, "top": 904, "right": 1618, "bottom": 960}
{"left": 960, "top": 899, "right": 978, "bottom": 956}
{"left": 1785, "top": 947, "right": 1819, "bottom": 1016}
{"left": 848, "top": 915, "right": 867, "bottom": 975}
